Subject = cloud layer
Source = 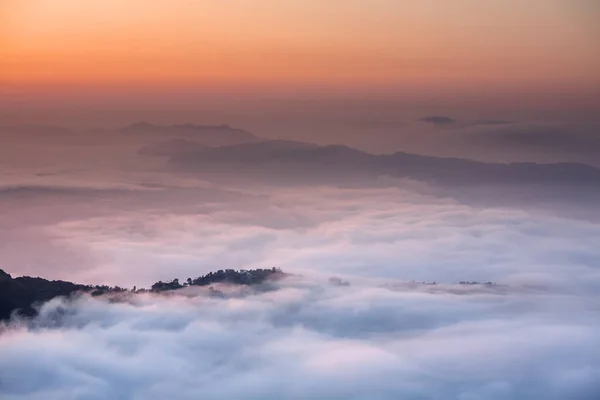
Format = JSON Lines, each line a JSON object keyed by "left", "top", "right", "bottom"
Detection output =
{"left": 2, "top": 181, "right": 600, "bottom": 399}
{"left": 2, "top": 278, "right": 599, "bottom": 400}
{"left": 2, "top": 123, "right": 600, "bottom": 399}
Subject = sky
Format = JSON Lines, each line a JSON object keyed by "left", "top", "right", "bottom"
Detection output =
{"left": 2, "top": 0, "right": 599, "bottom": 96}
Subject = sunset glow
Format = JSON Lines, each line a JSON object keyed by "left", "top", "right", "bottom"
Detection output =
{"left": 3, "top": 0, "right": 599, "bottom": 93}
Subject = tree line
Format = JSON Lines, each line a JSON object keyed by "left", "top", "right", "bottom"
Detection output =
{"left": 149, "top": 268, "right": 284, "bottom": 292}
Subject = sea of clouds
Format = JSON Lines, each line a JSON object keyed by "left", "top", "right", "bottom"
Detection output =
{"left": 1, "top": 277, "right": 599, "bottom": 399}
{"left": 2, "top": 182, "right": 600, "bottom": 399}
{"left": 1, "top": 134, "right": 600, "bottom": 399}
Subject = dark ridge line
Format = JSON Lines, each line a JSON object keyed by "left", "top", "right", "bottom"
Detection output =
{"left": 0, "top": 268, "right": 285, "bottom": 321}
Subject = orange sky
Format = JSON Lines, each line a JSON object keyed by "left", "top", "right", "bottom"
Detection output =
{"left": 1, "top": 0, "right": 599, "bottom": 94}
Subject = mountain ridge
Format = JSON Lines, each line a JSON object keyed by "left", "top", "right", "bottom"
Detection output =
{"left": 0, "top": 268, "right": 286, "bottom": 321}
{"left": 121, "top": 122, "right": 259, "bottom": 147}
{"left": 160, "top": 139, "right": 600, "bottom": 185}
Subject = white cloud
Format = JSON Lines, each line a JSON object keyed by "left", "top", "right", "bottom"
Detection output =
{"left": 1, "top": 279, "right": 599, "bottom": 399}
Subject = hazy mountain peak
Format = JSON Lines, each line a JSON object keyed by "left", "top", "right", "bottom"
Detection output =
{"left": 121, "top": 122, "right": 259, "bottom": 146}
{"left": 419, "top": 116, "right": 457, "bottom": 125}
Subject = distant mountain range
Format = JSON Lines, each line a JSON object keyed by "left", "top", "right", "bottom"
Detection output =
{"left": 122, "top": 122, "right": 259, "bottom": 147}
{"left": 145, "top": 138, "right": 600, "bottom": 186}
{"left": 4, "top": 121, "right": 600, "bottom": 186}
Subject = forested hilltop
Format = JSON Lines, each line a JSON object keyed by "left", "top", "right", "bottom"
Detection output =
{"left": 0, "top": 268, "right": 285, "bottom": 321}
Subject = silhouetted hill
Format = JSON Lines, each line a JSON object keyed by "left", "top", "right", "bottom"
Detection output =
{"left": 165, "top": 140, "right": 600, "bottom": 186}
{"left": 150, "top": 268, "right": 285, "bottom": 292}
{"left": 121, "top": 122, "right": 259, "bottom": 146}
{"left": 0, "top": 269, "right": 92, "bottom": 320}
{"left": 0, "top": 268, "right": 287, "bottom": 321}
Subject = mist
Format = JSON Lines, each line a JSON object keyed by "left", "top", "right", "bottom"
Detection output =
{"left": 2, "top": 277, "right": 600, "bottom": 399}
